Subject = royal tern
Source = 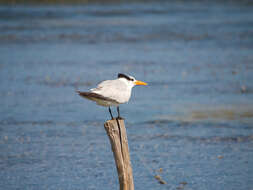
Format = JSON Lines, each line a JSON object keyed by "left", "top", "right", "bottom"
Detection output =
{"left": 77, "top": 73, "right": 147, "bottom": 119}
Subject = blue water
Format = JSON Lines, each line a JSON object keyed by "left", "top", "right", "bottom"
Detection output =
{"left": 0, "top": 1, "right": 253, "bottom": 190}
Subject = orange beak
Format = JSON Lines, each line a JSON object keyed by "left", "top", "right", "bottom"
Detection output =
{"left": 134, "top": 80, "right": 148, "bottom": 86}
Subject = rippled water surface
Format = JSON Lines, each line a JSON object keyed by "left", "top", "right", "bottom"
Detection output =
{"left": 0, "top": 1, "right": 253, "bottom": 190}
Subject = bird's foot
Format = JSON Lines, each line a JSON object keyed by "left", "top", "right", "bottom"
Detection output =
{"left": 116, "top": 116, "right": 125, "bottom": 120}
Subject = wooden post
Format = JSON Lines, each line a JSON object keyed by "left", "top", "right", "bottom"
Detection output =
{"left": 104, "top": 119, "right": 134, "bottom": 190}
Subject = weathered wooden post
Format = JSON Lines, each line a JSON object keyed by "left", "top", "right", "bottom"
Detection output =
{"left": 104, "top": 119, "right": 134, "bottom": 190}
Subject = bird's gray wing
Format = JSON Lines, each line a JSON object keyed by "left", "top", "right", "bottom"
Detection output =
{"left": 90, "top": 80, "right": 128, "bottom": 103}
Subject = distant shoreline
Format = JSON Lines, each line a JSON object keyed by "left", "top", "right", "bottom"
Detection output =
{"left": 0, "top": 0, "right": 252, "bottom": 6}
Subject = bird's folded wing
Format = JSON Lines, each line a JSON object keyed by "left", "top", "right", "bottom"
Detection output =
{"left": 77, "top": 91, "right": 119, "bottom": 103}
{"left": 90, "top": 80, "right": 129, "bottom": 102}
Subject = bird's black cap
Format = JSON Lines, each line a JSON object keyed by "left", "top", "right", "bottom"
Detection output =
{"left": 118, "top": 73, "right": 134, "bottom": 81}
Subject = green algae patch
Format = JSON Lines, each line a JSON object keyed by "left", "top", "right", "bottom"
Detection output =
{"left": 191, "top": 107, "right": 253, "bottom": 121}
{"left": 158, "top": 104, "right": 253, "bottom": 124}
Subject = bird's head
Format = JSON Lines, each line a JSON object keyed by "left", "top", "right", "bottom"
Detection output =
{"left": 118, "top": 73, "right": 147, "bottom": 88}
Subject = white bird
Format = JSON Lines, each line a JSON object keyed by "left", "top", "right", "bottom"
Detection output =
{"left": 77, "top": 73, "right": 147, "bottom": 119}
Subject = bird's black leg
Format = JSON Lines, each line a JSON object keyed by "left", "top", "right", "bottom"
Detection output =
{"left": 117, "top": 106, "right": 124, "bottom": 120}
{"left": 109, "top": 106, "right": 114, "bottom": 120}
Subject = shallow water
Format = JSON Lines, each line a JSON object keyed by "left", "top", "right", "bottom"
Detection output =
{"left": 0, "top": 1, "right": 253, "bottom": 190}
